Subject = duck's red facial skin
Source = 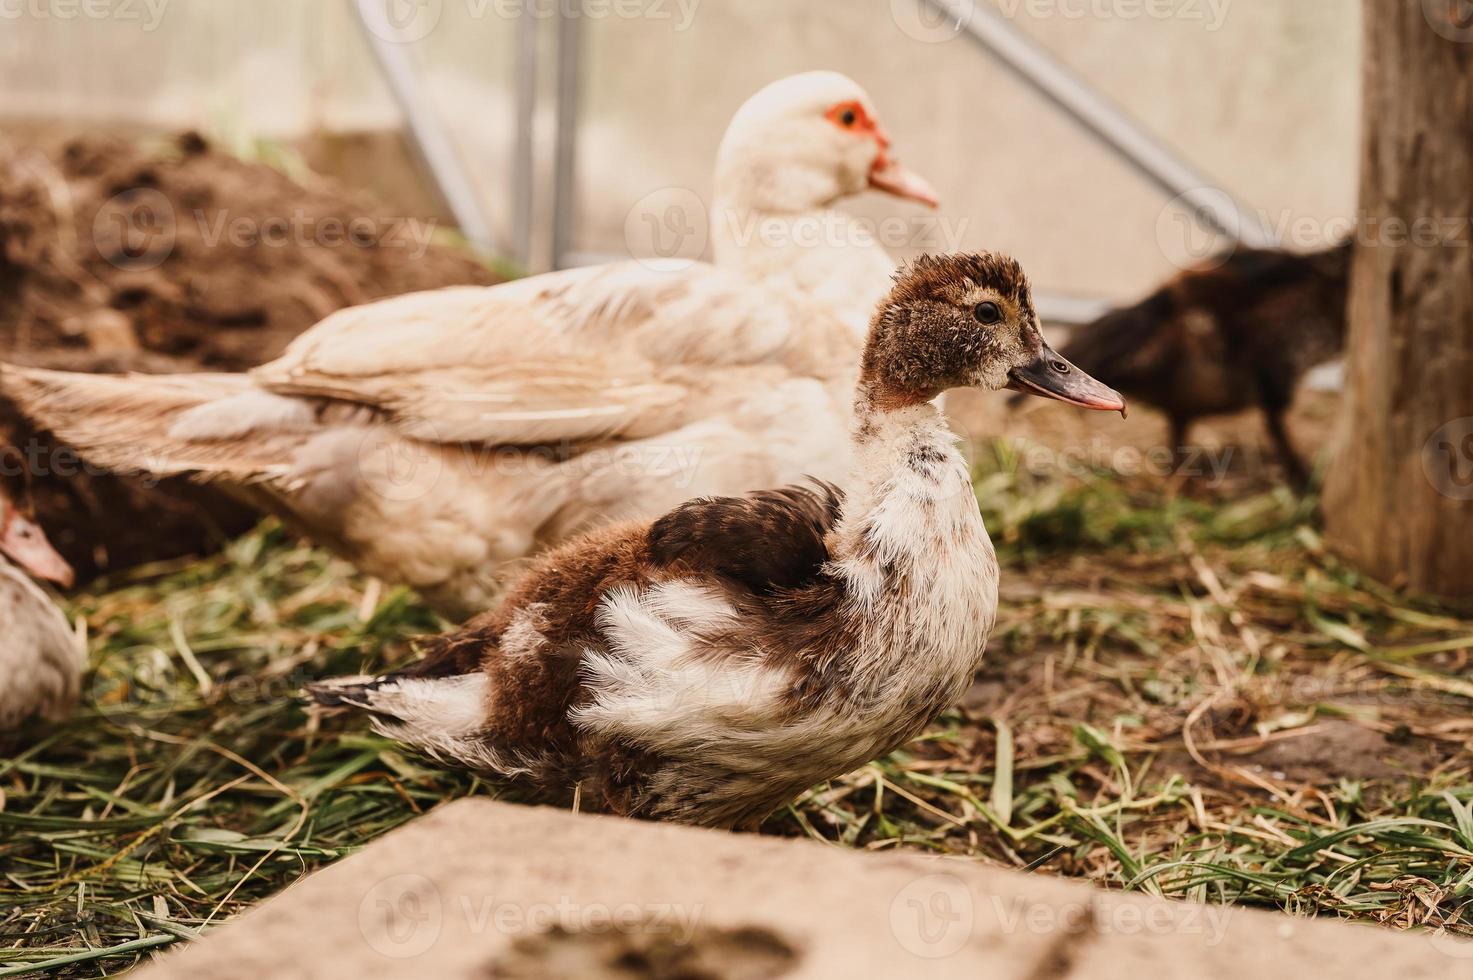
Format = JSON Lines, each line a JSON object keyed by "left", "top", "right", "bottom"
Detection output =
{"left": 826, "top": 100, "right": 886, "bottom": 143}
{"left": 826, "top": 100, "right": 940, "bottom": 209}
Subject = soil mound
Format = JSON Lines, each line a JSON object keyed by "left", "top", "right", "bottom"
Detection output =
{"left": 0, "top": 131, "right": 498, "bottom": 583}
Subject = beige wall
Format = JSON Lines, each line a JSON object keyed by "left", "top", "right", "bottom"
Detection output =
{"left": 0, "top": 0, "right": 1361, "bottom": 303}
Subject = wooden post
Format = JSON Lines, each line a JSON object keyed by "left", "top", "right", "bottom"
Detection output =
{"left": 1323, "top": 0, "right": 1473, "bottom": 597}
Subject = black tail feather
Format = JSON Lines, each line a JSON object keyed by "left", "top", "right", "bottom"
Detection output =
{"left": 305, "top": 675, "right": 391, "bottom": 710}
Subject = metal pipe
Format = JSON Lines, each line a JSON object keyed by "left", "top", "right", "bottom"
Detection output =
{"left": 924, "top": 0, "right": 1275, "bottom": 247}
{"left": 350, "top": 0, "right": 499, "bottom": 255}
{"left": 511, "top": 9, "right": 539, "bottom": 268}
{"left": 550, "top": 1, "right": 584, "bottom": 269}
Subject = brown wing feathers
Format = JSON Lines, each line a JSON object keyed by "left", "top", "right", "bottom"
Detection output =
{"left": 309, "top": 482, "right": 846, "bottom": 711}
{"left": 646, "top": 480, "right": 843, "bottom": 595}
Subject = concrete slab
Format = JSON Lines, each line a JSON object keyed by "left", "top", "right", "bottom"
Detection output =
{"left": 138, "top": 800, "right": 1466, "bottom": 979}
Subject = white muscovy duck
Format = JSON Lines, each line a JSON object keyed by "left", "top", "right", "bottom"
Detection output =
{"left": 0, "top": 493, "right": 83, "bottom": 732}
{"left": 710, "top": 71, "right": 938, "bottom": 332}
{"left": 1, "top": 72, "right": 939, "bottom": 620}
{"left": 307, "top": 253, "right": 1126, "bottom": 828}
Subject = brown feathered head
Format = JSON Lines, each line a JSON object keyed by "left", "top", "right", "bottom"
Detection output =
{"left": 861, "top": 252, "right": 1126, "bottom": 415}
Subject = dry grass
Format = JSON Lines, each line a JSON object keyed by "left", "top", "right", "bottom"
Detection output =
{"left": 2, "top": 437, "right": 1472, "bottom": 975}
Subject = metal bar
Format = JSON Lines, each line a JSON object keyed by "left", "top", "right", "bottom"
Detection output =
{"left": 550, "top": 1, "right": 584, "bottom": 269}
{"left": 924, "top": 0, "right": 1275, "bottom": 248}
{"left": 350, "top": 0, "right": 499, "bottom": 255}
{"left": 511, "top": 9, "right": 539, "bottom": 268}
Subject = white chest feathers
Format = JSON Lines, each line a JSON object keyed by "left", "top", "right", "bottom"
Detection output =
{"left": 575, "top": 404, "right": 999, "bottom": 769}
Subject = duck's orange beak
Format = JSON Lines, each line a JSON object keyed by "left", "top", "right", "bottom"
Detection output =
{"left": 1007, "top": 341, "right": 1128, "bottom": 418}
{"left": 868, "top": 124, "right": 940, "bottom": 208}
{"left": 869, "top": 152, "right": 940, "bottom": 209}
{"left": 1, "top": 510, "right": 75, "bottom": 588}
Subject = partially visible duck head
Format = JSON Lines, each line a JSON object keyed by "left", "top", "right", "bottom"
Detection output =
{"left": 715, "top": 71, "right": 939, "bottom": 213}
{"left": 0, "top": 494, "right": 74, "bottom": 588}
{"left": 861, "top": 252, "right": 1128, "bottom": 414}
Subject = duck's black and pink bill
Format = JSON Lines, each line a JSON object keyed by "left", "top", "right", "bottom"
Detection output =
{"left": 1006, "top": 341, "right": 1128, "bottom": 418}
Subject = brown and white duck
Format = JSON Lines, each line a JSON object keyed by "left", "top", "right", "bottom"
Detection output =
{"left": 0, "top": 493, "right": 83, "bottom": 732}
{"left": 0, "top": 73, "right": 939, "bottom": 620}
{"left": 307, "top": 253, "right": 1125, "bottom": 829}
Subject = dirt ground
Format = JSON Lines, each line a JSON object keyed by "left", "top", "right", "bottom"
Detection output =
{"left": 968, "top": 382, "right": 1460, "bottom": 788}
{"left": 0, "top": 131, "right": 497, "bottom": 582}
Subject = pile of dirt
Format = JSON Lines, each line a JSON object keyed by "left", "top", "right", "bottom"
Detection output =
{"left": 0, "top": 131, "right": 498, "bottom": 583}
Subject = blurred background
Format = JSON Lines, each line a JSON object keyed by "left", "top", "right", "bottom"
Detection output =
{"left": 0, "top": 0, "right": 1361, "bottom": 307}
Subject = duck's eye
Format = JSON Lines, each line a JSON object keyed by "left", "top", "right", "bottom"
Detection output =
{"left": 974, "top": 302, "right": 1003, "bottom": 325}
{"left": 840, "top": 109, "right": 857, "bottom": 127}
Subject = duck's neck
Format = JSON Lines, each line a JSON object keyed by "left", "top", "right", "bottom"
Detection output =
{"left": 815, "top": 391, "right": 999, "bottom": 716}
{"left": 710, "top": 197, "right": 895, "bottom": 339}
{"left": 827, "top": 391, "right": 995, "bottom": 609}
